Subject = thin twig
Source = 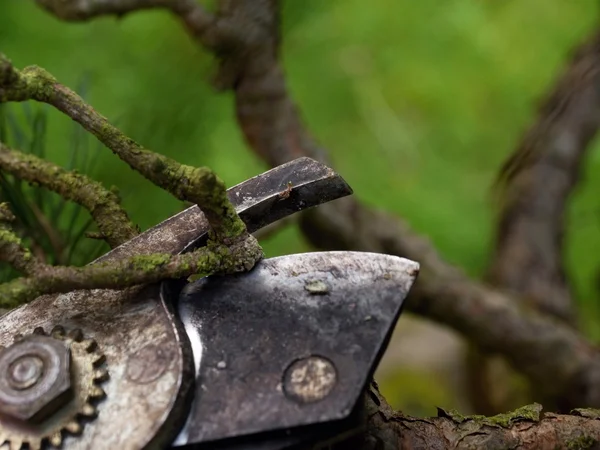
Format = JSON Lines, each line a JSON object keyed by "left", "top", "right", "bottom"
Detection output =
{"left": 0, "top": 54, "right": 264, "bottom": 308}
{"left": 0, "top": 54, "right": 250, "bottom": 244}
{"left": 0, "top": 142, "right": 138, "bottom": 248}
{"left": 0, "top": 203, "right": 38, "bottom": 275}
{"left": 0, "top": 232, "right": 261, "bottom": 308}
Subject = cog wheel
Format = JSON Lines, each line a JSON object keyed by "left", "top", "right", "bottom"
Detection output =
{"left": 0, "top": 326, "right": 109, "bottom": 450}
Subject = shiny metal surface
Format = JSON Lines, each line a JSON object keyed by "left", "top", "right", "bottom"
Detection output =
{"left": 174, "top": 251, "right": 419, "bottom": 447}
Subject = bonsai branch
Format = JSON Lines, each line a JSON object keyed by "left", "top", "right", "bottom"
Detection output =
{"left": 32, "top": 0, "right": 258, "bottom": 53}
{"left": 0, "top": 142, "right": 138, "bottom": 248}
{"left": 0, "top": 203, "right": 38, "bottom": 275}
{"left": 0, "top": 54, "right": 249, "bottom": 244}
{"left": 0, "top": 202, "right": 261, "bottom": 308}
{"left": 345, "top": 381, "right": 600, "bottom": 450}
{"left": 0, "top": 53, "right": 264, "bottom": 308}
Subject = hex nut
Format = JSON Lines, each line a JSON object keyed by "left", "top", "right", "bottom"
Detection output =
{"left": 0, "top": 335, "right": 72, "bottom": 422}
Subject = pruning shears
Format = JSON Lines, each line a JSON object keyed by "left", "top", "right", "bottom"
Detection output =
{"left": 0, "top": 158, "right": 419, "bottom": 450}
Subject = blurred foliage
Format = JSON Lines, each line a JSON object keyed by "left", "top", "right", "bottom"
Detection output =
{"left": 1, "top": 0, "right": 600, "bottom": 411}
{"left": 377, "top": 369, "right": 457, "bottom": 417}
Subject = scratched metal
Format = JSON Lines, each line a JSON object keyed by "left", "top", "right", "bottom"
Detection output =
{"left": 174, "top": 252, "right": 419, "bottom": 447}
{"left": 100, "top": 157, "right": 352, "bottom": 260}
{"left": 0, "top": 158, "right": 352, "bottom": 450}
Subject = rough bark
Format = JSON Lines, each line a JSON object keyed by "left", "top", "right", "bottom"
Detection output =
{"left": 338, "top": 382, "right": 600, "bottom": 450}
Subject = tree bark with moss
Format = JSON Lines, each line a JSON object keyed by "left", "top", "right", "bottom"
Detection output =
{"left": 0, "top": 54, "right": 263, "bottom": 307}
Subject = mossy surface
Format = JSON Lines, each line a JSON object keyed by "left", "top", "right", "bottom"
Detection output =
{"left": 566, "top": 435, "right": 597, "bottom": 450}
{"left": 438, "top": 403, "right": 542, "bottom": 428}
{"left": 571, "top": 408, "right": 600, "bottom": 419}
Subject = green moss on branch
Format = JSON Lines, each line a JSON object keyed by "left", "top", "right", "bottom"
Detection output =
{"left": 566, "top": 435, "right": 597, "bottom": 449}
{"left": 0, "top": 53, "right": 247, "bottom": 244}
{"left": 438, "top": 403, "right": 542, "bottom": 428}
{"left": 0, "top": 143, "right": 138, "bottom": 248}
{"left": 0, "top": 53, "right": 263, "bottom": 309}
{"left": 0, "top": 233, "right": 263, "bottom": 308}
{"left": 0, "top": 203, "right": 36, "bottom": 274}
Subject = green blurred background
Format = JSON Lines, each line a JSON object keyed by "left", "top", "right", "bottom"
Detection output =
{"left": 2, "top": 0, "right": 600, "bottom": 413}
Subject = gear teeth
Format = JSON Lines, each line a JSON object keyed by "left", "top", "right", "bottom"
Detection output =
{"left": 93, "top": 368, "right": 109, "bottom": 382}
{"left": 2, "top": 326, "right": 108, "bottom": 450}
{"left": 48, "top": 431, "right": 62, "bottom": 448}
{"left": 9, "top": 437, "right": 22, "bottom": 450}
{"left": 89, "top": 386, "right": 106, "bottom": 400}
{"left": 32, "top": 327, "right": 45, "bottom": 336}
{"left": 65, "top": 421, "right": 82, "bottom": 435}
{"left": 80, "top": 338, "right": 97, "bottom": 352}
{"left": 80, "top": 403, "right": 97, "bottom": 418}
{"left": 92, "top": 353, "right": 106, "bottom": 367}
{"left": 66, "top": 329, "right": 83, "bottom": 342}
{"left": 51, "top": 325, "right": 65, "bottom": 338}
{"left": 24, "top": 437, "right": 41, "bottom": 450}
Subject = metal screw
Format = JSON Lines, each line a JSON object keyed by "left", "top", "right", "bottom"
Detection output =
{"left": 8, "top": 354, "right": 44, "bottom": 390}
{"left": 0, "top": 335, "right": 72, "bottom": 422}
{"left": 282, "top": 356, "right": 337, "bottom": 403}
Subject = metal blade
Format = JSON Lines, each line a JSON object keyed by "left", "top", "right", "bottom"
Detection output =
{"left": 96, "top": 156, "right": 352, "bottom": 262}
{"left": 173, "top": 251, "right": 419, "bottom": 447}
{"left": 0, "top": 158, "right": 352, "bottom": 450}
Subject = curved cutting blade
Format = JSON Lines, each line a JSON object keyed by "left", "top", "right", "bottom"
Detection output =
{"left": 174, "top": 251, "right": 419, "bottom": 447}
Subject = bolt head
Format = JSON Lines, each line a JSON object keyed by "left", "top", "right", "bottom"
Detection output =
{"left": 0, "top": 335, "right": 72, "bottom": 422}
{"left": 8, "top": 354, "right": 44, "bottom": 390}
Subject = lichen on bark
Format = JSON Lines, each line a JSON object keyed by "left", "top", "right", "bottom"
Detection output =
{"left": 0, "top": 231, "right": 263, "bottom": 308}
{"left": 0, "top": 53, "right": 263, "bottom": 308}
{"left": 437, "top": 403, "right": 542, "bottom": 428}
{"left": 0, "top": 53, "right": 249, "bottom": 246}
{"left": 0, "top": 142, "right": 138, "bottom": 248}
{"left": 0, "top": 203, "right": 35, "bottom": 274}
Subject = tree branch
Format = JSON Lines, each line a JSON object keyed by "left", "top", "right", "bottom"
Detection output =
{"left": 490, "top": 30, "right": 600, "bottom": 323}
{"left": 0, "top": 141, "right": 138, "bottom": 248}
{"left": 33, "top": 0, "right": 171, "bottom": 19}
{"left": 0, "top": 54, "right": 264, "bottom": 307}
{"left": 0, "top": 203, "right": 38, "bottom": 275}
{"left": 33, "top": 0, "right": 251, "bottom": 52}
{"left": 0, "top": 225, "right": 259, "bottom": 308}
{"left": 464, "top": 28, "right": 600, "bottom": 416}
{"left": 338, "top": 381, "right": 600, "bottom": 450}
{"left": 0, "top": 53, "right": 251, "bottom": 244}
